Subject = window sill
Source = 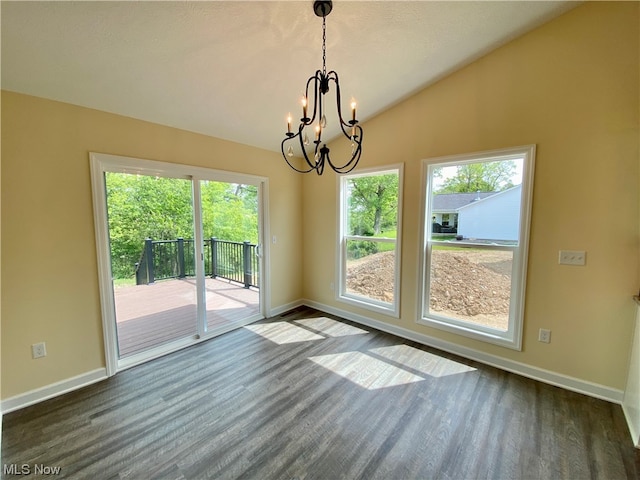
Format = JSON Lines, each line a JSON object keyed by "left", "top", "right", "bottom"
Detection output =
{"left": 417, "top": 315, "right": 522, "bottom": 351}
{"left": 338, "top": 294, "right": 400, "bottom": 319}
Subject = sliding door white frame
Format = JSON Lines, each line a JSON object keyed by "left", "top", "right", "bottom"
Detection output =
{"left": 89, "top": 152, "right": 269, "bottom": 376}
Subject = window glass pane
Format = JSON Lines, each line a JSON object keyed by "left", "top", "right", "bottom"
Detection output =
{"left": 430, "top": 159, "right": 523, "bottom": 243}
{"left": 428, "top": 246, "right": 513, "bottom": 331}
{"left": 347, "top": 173, "right": 398, "bottom": 236}
{"left": 339, "top": 167, "right": 401, "bottom": 316}
{"left": 201, "top": 181, "right": 258, "bottom": 243}
{"left": 105, "top": 173, "right": 198, "bottom": 357}
{"left": 345, "top": 239, "right": 395, "bottom": 304}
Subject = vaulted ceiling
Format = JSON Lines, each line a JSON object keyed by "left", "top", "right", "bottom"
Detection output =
{"left": 1, "top": 1, "right": 577, "bottom": 153}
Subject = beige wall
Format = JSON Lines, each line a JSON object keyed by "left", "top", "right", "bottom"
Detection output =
{"left": 1, "top": 93, "right": 303, "bottom": 398}
{"left": 302, "top": 1, "right": 639, "bottom": 389}
{"left": 1, "top": 1, "right": 638, "bottom": 402}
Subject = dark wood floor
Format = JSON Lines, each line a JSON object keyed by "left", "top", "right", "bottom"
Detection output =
{"left": 3, "top": 307, "right": 639, "bottom": 479}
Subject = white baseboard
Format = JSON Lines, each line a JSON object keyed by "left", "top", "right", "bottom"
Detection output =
{"left": 269, "top": 299, "right": 304, "bottom": 318}
{"left": 1, "top": 368, "right": 107, "bottom": 414}
{"left": 302, "top": 299, "right": 624, "bottom": 404}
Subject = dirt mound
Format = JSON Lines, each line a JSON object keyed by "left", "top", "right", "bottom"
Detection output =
{"left": 346, "top": 251, "right": 396, "bottom": 303}
{"left": 346, "top": 250, "right": 511, "bottom": 329}
{"left": 429, "top": 250, "right": 511, "bottom": 317}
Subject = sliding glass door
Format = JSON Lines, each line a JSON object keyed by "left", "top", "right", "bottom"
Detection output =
{"left": 105, "top": 172, "right": 199, "bottom": 359}
{"left": 90, "top": 153, "right": 266, "bottom": 373}
{"left": 200, "top": 180, "right": 261, "bottom": 333}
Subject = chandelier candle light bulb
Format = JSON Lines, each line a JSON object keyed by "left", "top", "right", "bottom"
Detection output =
{"left": 280, "top": 0, "right": 364, "bottom": 175}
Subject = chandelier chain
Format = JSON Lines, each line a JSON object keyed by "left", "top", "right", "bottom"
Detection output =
{"left": 322, "top": 16, "right": 327, "bottom": 75}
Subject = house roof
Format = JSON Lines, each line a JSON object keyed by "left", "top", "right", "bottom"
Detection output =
{"left": 456, "top": 185, "right": 522, "bottom": 211}
{"left": 432, "top": 192, "right": 496, "bottom": 212}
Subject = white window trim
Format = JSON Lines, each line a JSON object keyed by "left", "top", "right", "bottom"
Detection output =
{"left": 337, "top": 164, "right": 404, "bottom": 318}
{"left": 417, "top": 145, "right": 536, "bottom": 350}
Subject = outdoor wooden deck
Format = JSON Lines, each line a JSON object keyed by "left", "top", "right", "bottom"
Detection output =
{"left": 113, "top": 277, "right": 259, "bottom": 357}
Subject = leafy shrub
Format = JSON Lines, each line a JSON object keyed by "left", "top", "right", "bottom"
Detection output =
{"left": 347, "top": 240, "right": 379, "bottom": 260}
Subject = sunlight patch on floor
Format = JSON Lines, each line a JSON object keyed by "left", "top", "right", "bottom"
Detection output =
{"left": 244, "top": 322, "right": 324, "bottom": 344}
{"left": 308, "top": 351, "right": 425, "bottom": 390}
{"left": 293, "top": 317, "right": 369, "bottom": 337}
{"left": 368, "top": 344, "right": 476, "bottom": 378}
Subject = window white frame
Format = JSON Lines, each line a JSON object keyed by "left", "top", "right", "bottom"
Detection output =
{"left": 90, "top": 152, "right": 269, "bottom": 375}
{"left": 418, "top": 146, "right": 535, "bottom": 350}
{"left": 337, "top": 164, "right": 403, "bottom": 317}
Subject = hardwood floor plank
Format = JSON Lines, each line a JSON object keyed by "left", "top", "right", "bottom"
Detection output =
{"left": 3, "top": 306, "right": 638, "bottom": 479}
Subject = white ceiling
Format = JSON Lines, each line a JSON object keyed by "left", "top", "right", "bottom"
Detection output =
{"left": 1, "top": 1, "right": 577, "bottom": 153}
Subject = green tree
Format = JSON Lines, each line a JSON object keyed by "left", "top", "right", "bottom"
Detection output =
{"left": 201, "top": 181, "right": 258, "bottom": 243}
{"left": 105, "top": 173, "right": 258, "bottom": 279}
{"left": 435, "top": 160, "right": 516, "bottom": 194}
{"left": 106, "top": 173, "right": 194, "bottom": 278}
{"left": 348, "top": 173, "right": 398, "bottom": 236}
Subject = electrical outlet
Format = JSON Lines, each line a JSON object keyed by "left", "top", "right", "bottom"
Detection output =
{"left": 329, "top": 282, "right": 334, "bottom": 291}
{"left": 558, "top": 250, "right": 586, "bottom": 266}
{"left": 31, "top": 342, "right": 47, "bottom": 359}
{"left": 538, "top": 329, "right": 551, "bottom": 344}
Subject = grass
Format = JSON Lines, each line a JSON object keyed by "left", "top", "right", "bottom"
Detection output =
{"left": 347, "top": 230, "right": 397, "bottom": 257}
{"left": 373, "top": 230, "right": 397, "bottom": 252}
{"left": 113, "top": 277, "right": 136, "bottom": 287}
{"left": 432, "top": 234, "right": 457, "bottom": 241}
{"left": 373, "top": 230, "right": 397, "bottom": 239}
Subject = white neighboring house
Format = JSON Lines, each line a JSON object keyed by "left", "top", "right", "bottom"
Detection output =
{"left": 456, "top": 184, "right": 522, "bottom": 241}
{"left": 432, "top": 192, "right": 495, "bottom": 229}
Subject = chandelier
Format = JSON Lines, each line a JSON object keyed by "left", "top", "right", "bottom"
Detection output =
{"left": 281, "top": 0, "right": 363, "bottom": 175}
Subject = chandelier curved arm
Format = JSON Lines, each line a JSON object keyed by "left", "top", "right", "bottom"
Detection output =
{"left": 281, "top": 123, "right": 327, "bottom": 174}
{"left": 325, "top": 135, "right": 362, "bottom": 174}
{"left": 326, "top": 71, "right": 360, "bottom": 135}
{"left": 302, "top": 71, "right": 324, "bottom": 127}
{"left": 297, "top": 122, "right": 325, "bottom": 172}
{"left": 281, "top": 134, "right": 316, "bottom": 174}
{"left": 321, "top": 70, "right": 363, "bottom": 174}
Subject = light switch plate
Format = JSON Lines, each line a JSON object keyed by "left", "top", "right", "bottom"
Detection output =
{"left": 558, "top": 250, "right": 586, "bottom": 266}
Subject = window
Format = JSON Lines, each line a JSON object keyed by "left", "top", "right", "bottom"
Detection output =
{"left": 419, "top": 146, "right": 535, "bottom": 349}
{"left": 338, "top": 165, "right": 403, "bottom": 317}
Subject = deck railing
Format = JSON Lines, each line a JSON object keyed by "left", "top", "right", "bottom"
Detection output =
{"left": 135, "top": 238, "right": 259, "bottom": 288}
